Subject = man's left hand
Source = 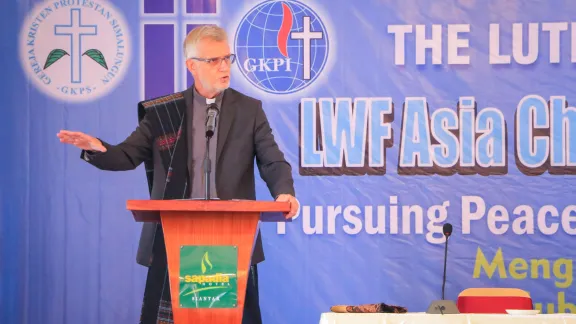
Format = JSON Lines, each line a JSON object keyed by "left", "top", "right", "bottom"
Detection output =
{"left": 276, "top": 194, "right": 299, "bottom": 219}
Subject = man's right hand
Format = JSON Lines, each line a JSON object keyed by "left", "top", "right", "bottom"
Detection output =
{"left": 57, "top": 130, "right": 107, "bottom": 152}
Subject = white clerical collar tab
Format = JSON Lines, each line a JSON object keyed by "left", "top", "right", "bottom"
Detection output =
{"left": 206, "top": 98, "right": 216, "bottom": 104}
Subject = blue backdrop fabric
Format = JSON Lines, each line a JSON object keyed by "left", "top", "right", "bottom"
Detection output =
{"left": 2, "top": 0, "right": 576, "bottom": 323}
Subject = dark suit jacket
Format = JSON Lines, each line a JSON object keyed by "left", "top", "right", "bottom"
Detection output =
{"left": 81, "top": 86, "right": 295, "bottom": 266}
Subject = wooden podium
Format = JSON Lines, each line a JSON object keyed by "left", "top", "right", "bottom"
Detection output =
{"left": 127, "top": 199, "right": 290, "bottom": 324}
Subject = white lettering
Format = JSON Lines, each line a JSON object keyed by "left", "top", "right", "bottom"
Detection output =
{"left": 489, "top": 24, "right": 511, "bottom": 64}
{"left": 542, "top": 22, "right": 568, "bottom": 63}
{"left": 388, "top": 25, "right": 413, "bottom": 65}
{"left": 415, "top": 24, "right": 442, "bottom": 65}
{"left": 447, "top": 24, "right": 470, "bottom": 64}
{"left": 462, "top": 196, "right": 576, "bottom": 236}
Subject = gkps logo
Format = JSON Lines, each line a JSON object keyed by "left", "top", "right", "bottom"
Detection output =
{"left": 234, "top": 0, "right": 329, "bottom": 94}
{"left": 19, "top": 0, "right": 130, "bottom": 103}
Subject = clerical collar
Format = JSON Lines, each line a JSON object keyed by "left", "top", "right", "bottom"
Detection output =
{"left": 193, "top": 86, "right": 224, "bottom": 105}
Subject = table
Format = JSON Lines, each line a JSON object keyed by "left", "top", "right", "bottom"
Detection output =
{"left": 319, "top": 313, "right": 576, "bottom": 324}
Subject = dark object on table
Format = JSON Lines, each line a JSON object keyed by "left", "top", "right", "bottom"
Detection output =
{"left": 331, "top": 303, "right": 407, "bottom": 313}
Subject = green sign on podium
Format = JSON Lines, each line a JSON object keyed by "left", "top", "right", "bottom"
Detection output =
{"left": 179, "top": 245, "right": 238, "bottom": 308}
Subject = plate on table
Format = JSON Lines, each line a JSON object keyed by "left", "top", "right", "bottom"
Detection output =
{"left": 505, "top": 309, "right": 540, "bottom": 315}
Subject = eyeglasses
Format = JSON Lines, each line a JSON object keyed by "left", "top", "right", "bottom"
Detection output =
{"left": 190, "top": 54, "right": 236, "bottom": 67}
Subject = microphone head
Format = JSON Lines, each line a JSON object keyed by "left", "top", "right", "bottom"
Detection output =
{"left": 443, "top": 223, "right": 453, "bottom": 237}
{"left": 205, "top": 103, "right": 220, "bottom": 138}
{"left": 206, "top": 103, "right": 219, "bottom": 115}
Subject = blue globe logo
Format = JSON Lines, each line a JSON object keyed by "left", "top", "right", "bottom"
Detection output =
{"left": 234, "top": 0, "right": 329, "bottom": 94}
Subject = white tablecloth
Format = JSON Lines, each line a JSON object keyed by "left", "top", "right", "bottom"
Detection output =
{"left": 319, "top": 313, "right": 576, "bottom": 324}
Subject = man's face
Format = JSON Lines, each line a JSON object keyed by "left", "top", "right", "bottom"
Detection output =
{"left": 187, "top": 38, "right": 233, "bottom": 96}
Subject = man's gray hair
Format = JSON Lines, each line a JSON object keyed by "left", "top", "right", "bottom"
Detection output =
{"left": 183, "top": 25, "right": 228, "bottom": 59}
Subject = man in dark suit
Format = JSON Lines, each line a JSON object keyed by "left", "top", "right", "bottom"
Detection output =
{"left": 57, "top": 25, "right": 299, "bottom": 324}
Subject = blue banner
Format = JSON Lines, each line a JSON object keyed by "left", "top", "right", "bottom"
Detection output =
{"left": 2, "top": 0, "right": 576, "bottom": 323}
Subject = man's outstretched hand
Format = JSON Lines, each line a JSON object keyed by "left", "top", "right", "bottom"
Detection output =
{"left": 276, "top": 194, "right": 299, "bottom": 219}
{"left": 57, "top": 130, "right": 107, "bottom": 152}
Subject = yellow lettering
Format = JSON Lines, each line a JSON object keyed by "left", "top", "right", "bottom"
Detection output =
{"left": 558, "top": 291, "right": 576, "bottom": 312}
{"left": 534, "top": 302, "right": 556, "bottom": 314}
{"left": 553, "top": 259, "right": 573, "bottom": 288}
{"left": 530, "top": 259, "right": 551, "bottom": 279}
{"left": 186, "top": 274, "right": 231, "bottom": 283}
{"left": 473, "top": 247, "right": 573, "bottom": 288}
{"left": 509, "top": 258, "right": 528, "bottom": 279}
{"left": 473, "top": 247, "right": 506, "bottom": 279}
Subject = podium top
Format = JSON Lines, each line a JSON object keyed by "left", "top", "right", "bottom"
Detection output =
{"left": 126, "top": 199, "right": 291, "bottom": 222}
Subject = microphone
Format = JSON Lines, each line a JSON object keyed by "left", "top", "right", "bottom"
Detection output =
{"left": 443, "top": 223, "right": 453, "bottom": 237}
{"left": 203, "top": 103, "right": 219, "bottom": 200}
{"left": 205, "top": 103, "right": 219, "bottom": 138}
{"left": 425, "top": 222, "right": 459, "bottom": 315}
{"left": 441, "top": 223, "right": 453, "bottom": 300}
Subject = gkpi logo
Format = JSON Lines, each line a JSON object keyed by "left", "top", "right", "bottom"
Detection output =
{"left": 19, "top": 0, "right": 131, "bottom": 103}
{"left": 234, "top": 0, "right": 329, "bottom": 94}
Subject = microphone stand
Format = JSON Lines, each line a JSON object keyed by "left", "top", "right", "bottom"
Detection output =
{"left": 203, "top": 103, "right": 218, "bottom": 200}
{"left": 203, "top": 135, "right": 212, "bottom": 200}
{"left": 442, "top": 235, "right": 449, "bottom": 301}
{"left": 425, "top": 227, "right": 460, "bottom": 314}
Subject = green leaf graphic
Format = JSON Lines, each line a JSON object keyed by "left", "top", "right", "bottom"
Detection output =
{"left": 44, "top": 49, "right": 69, "bottom": 69}
{"left": 82, "top": 49, "right": 108, "bottom": 70}
{"left": 204, "top": 252, "right": 213, "bottom": 269}
{"left": 201, "top": 252, "right": 213, "bottom": 274}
